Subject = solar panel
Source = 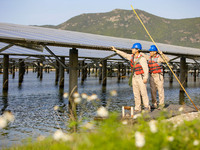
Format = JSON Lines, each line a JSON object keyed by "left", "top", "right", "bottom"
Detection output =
{"left": 0, "top": 22, "right": 200, "bottom": 61}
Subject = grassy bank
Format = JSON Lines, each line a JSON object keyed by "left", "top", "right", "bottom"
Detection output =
{"left": 5, "top": 112, "right": 200, "bottom": 150}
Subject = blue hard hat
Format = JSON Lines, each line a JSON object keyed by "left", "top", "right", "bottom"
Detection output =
{"left": 149, "top": 45, "right": 158, "bottom": 52}
{"left": 131, "top": 43, "right": 142, "bottom": 50}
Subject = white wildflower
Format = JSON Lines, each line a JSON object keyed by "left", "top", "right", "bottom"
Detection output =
{"left": 73, "top": 92, "right": 80, "bottom": 98}
{"left": 135, "top": 131, "right": 145, "bottom": 148}
{"left": 83, "top": 122, "right": 94, "bottom": 130}
{"left": 178, "top": 107, "right": 183, "bottom": 112}
{"left": 122, "top": 120, "right": 128, "bottom": 125}
{"left": 110, "top": 90, "right": 117, "bottom": 97}
{"left": 53, "top": 130, "right": 72, "bottom": 142}
{"left": 74, "top": 97, "right": 82, "bottom": 104}
{"left": 3, "top": 111, "right": 15, "bottom": 122}
{"left": 97, "top": 106, "right": 109, "bottom": 118}
{"left": 81, "top": 93, "right": 88, "bottom": 99}
{"left": 87, "top": 94, "right": 98, "bottom": 101}
{"left": 167, "top": 136, "right": 174, "bottom": 142}
{"left": 53, "top": 130, "right": 63, "bottom": 141}
{"left": 99, "top": 64, "right": 102, "bottom": 67}
{"left": 193, "top": 140, "right": 199, "bottom": 146}
{"left": 63, "top": 93, "right": 69, "bottom": 98}
{"left": 0, "top": 116, "right": 7, "bottom": 129}
{"left": 149, "top": 120, "right": 158, "bottom": 133}
{"left": 133, "top": 114, "right": 142, "bottom": 119}
{"left": 54, "top": 105, "right": 59, "bottom": 111}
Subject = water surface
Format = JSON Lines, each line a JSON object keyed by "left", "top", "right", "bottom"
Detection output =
{"left": 0, "top": 71, "right": 199, "bottom": 147}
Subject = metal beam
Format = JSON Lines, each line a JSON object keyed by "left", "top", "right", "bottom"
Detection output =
{"left": 169, "top": 56, "right": 180, "bottom": 62}
{"left": 43, "top": 45, "right": 68, "bottom": 69}
{"left": 0, "top": 44, "right": 13, "bottom": 52}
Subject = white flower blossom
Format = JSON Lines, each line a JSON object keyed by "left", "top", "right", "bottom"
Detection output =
{"left": 135, "top": 131, "right": 145, "bottom": 147}
{"left": 193, "top": 140, "right": 199, "bottom": 146}
{"left": 110, "top": 90, "right": 117, "bottom": 97}
{"left": 3, "top": 111, "right": 15, "bottom": 122}
{"left": 167, "top": 136, "right": 174, "bottom": 142}
{"left": 83, "top": 122, "right": 94, "bottom": 130}
{"left": 53, "top": 130, "right": 72, "bottom": 142}
{"left": 178, "top": 107, "right": 183, "bottom": 112}
{"left": 73, "top": 92, "right": 80, "bottom": 98}
{"left": 54, "top": 105, "right": 59, "bottom": 111}
{"left": 97, "top": 106, "right": 109, "bottom": 118}
{"left": 133, "top": 114, "right": 142, "bottom": 119}
{"left": 74, "top": 97, "right": 82, "bottom": 104}
{"left": 149, "top": 120, "right": 158, "bottom": 133}
{"left": 81, "top": 93, "right": 88, "bottom": 99}
{"left": 122, "top": 120, "right": 128, "bottom": 125}
{"left": 0, "top": 116, "right": 7, "bottom": 129}
{"left": 63, "top": 93, "right": 69, "bottom": 98}
{"left": 0, "top": 111, "right": 15, "bottom": 129}
{"left": 53, "top": 130, "right": 63, "bottom": 141}
{"left": 87, "top": 94, "right": 98, "bottom": 101}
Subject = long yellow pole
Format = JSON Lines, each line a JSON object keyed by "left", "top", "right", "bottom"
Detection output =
{"left": 131, "top": 5, "right": 199, "bottom": 111}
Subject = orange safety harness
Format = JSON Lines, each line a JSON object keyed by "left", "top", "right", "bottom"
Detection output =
{"left": 148, "top": 55, "right": 162, "bottom": 74}
{"left": 130, "top": 54, "right": 144, "bottom": 75}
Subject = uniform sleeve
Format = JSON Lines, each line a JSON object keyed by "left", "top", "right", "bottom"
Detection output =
{"left": 115, "top": 50, "right": 132, "bottom": 61}
{"left": 140, "top": 52, "right": 149, "bottom": 60}
{"left": 158, "top": 54, "right": 170, "bottom": 63}
{"left": 140, "top": 57, "right": 149, "bottom": 80}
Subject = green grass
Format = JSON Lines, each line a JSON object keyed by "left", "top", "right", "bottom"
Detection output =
{"left": 5, "top": 112, "right": 200, "bottom": 150}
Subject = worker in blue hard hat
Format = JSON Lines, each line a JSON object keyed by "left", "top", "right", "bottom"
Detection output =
{"left": 141, "top": 45, "right": 170, "bottom": 109}
{"left": 111, "top": 43, "right": 150, "bottom": 112}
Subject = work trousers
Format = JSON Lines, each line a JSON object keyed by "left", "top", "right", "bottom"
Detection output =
{"left": 132, "top": 74, "right": 150, "bottom": 111}
{"left": 150, "top": 73, "right": 164, "bottom": 106}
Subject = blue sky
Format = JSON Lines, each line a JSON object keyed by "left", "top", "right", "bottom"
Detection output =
{"left": 0, "top": 0, "right": 199, "bottom": 25}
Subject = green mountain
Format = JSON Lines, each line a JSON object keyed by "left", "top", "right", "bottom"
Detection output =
{"left": 42, "top": 9, "right": 200, "bottom": 49}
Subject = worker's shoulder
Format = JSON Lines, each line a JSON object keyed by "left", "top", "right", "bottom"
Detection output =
{"left": 140, "top": 55, "right": 148, "bottom": 61}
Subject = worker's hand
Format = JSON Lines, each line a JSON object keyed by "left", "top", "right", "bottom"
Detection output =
{"left": 143, "top": 78, "right": 147, "bottom": 84}
{"left": 111, "top": 46, "right": 117, "bottom": 52}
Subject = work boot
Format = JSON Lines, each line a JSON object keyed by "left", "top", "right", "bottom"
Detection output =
{"left": 157, "top": 104, "right": 165, "bottom": 110}
{"left": 134, "top": 109, "right": 141, "bottom": 114}
{"left": 151, "top": 104, "right": 158, "bottom": 109}
{"left": 144, "top": 107, "right": 151, "bottom": 112}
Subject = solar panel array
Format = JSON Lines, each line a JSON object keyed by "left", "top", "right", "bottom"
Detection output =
{"left": 0, "top": 22, "right": 200, "bottom": 61}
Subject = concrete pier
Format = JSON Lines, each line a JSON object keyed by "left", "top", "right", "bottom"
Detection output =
{"left": 3, "top": 55, "right": 9, "bottom": 91}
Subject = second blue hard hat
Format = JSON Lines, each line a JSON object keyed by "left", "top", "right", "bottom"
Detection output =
{"left": 131, "top": 43, "right": 142, "bottom": 50}
{"left": 149, "top": 45, "right": 158, "bottom": 52}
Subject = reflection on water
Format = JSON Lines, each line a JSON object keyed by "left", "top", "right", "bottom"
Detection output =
{"left": 0, "top": 71, "right": 199, "bottom": 147}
